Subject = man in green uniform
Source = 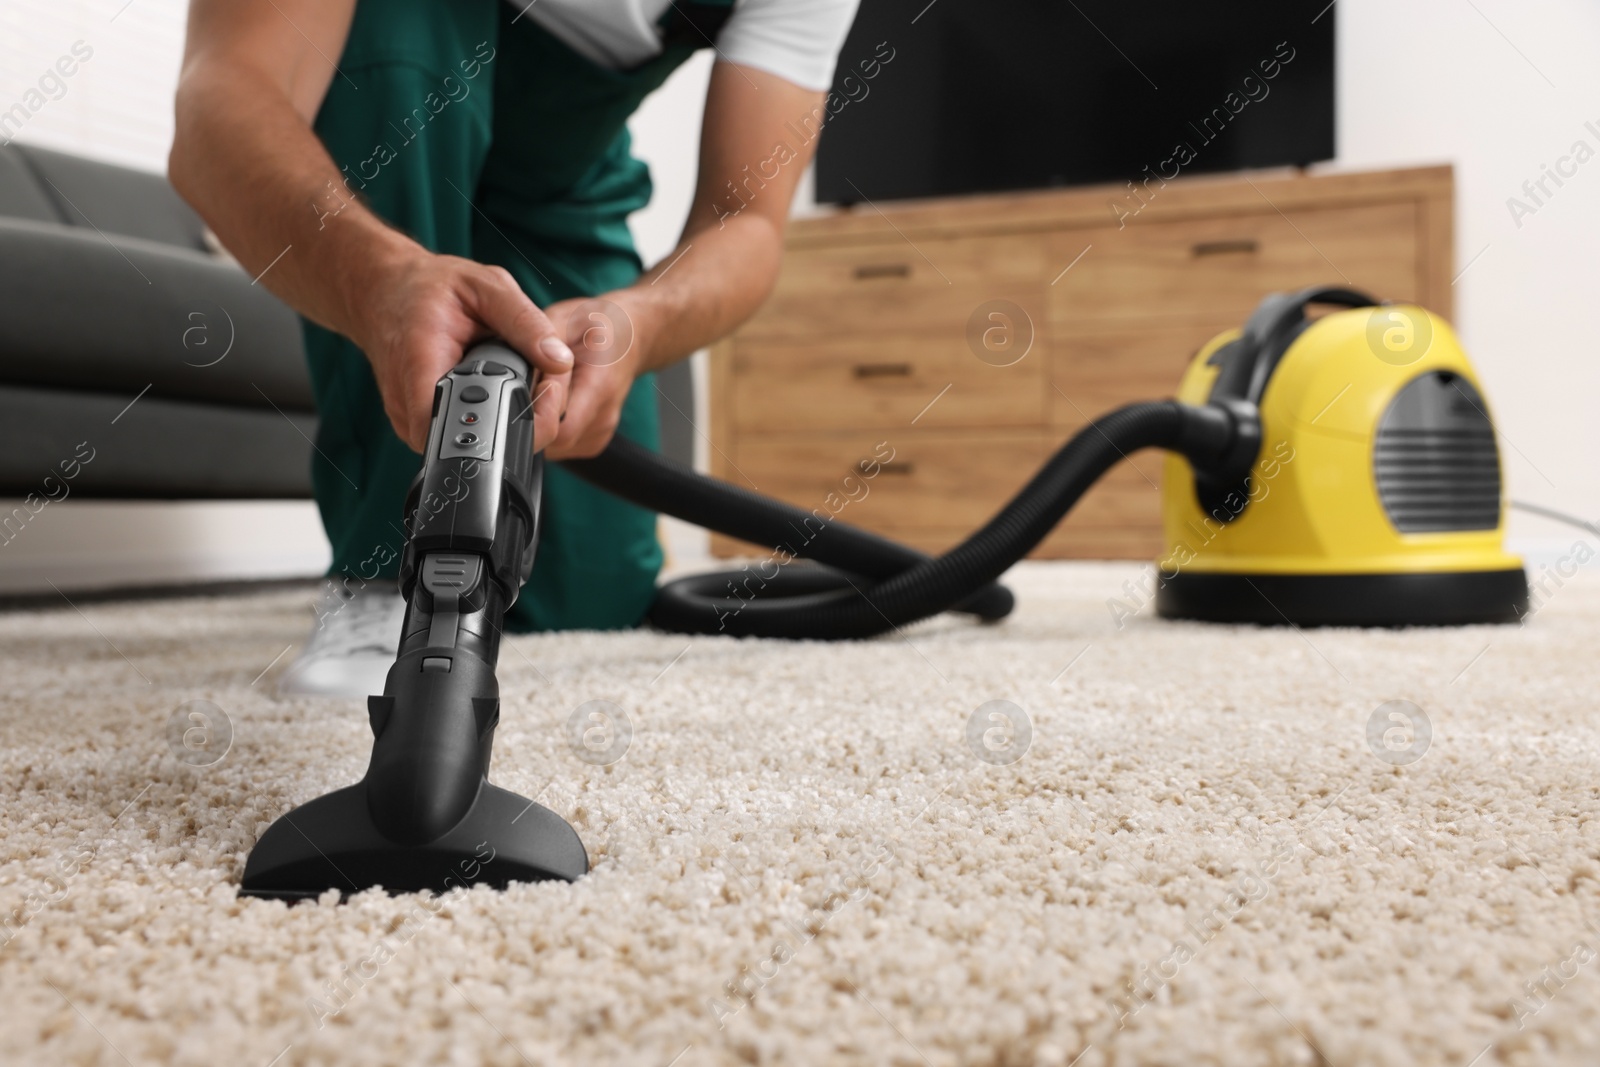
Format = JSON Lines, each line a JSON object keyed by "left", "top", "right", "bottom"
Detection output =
{"left": 169, "top": 0, "right": 858, "bottom": 695}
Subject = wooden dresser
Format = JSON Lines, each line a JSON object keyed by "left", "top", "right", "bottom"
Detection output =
{"left": 708, "top": 166, "right": 1454, "bottom": 559}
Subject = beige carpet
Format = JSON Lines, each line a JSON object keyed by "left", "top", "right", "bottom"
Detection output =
{"left": 2, "top": 561, "right": 1599, "bottom": 1067}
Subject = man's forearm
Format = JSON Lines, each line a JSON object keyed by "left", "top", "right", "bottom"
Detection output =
{"left": 172, "top": 1, "right": 574, "bottom": 454}
{"left": 609, "top": 62, "right": 823, "bottom": 375}
{"left": 613, "top": 210, "right": 786, "bottom": 372}
{"left": 170, "top": 61, "right": 418, "bottom": 345}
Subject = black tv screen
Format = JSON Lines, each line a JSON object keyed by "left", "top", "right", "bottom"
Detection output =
{"left": 815, "top": 0, "right": 1336, "bottom": 204}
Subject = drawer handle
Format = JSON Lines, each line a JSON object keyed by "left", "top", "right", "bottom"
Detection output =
{"left": 852, "top": 362, "right": 913, "bottom": 379}
{"left": 853, "top": 263, "right": 911, "bottom": 280}
{"left": 877, "top": 461, "right": 916, "bottom": 475}
{"left": 1191, "top": 239, "right": 1259, "bottom": 257}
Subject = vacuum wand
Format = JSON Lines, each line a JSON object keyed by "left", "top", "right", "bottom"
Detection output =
{"left": 241, "top": 344, "right": 587, "bottom": 900}
{"left": 368, "top": 346, "right": 542, "bottom": 845}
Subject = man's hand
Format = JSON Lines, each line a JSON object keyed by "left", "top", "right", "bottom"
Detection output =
{"left": 540, "top": 293, "right": 652, "bottom": 459}
{"left": 350, "top": 249, "right": 575, "bottom": 453}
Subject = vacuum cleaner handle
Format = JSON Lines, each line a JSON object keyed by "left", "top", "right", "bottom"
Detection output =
{"left": 364, "top": 343, "right": 543, "bottom": 845}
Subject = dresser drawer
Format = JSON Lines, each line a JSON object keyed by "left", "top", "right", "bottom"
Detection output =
{"left": 1041, "top": 323, "right": 1234, "bottom": 558}
{"left": 713, "top": 429, "right": 1160, "bottom": 560}
{"left": 726, "top": 431, "right": 1049, "bottom": 533}
{"left": 1048, "top": 321, "right": 1235, "bottom": 427}
{"left": 727, "top": 333, "right": 1046, "bottom": 435}
{"left": 1040, "top": 463, "right": 1167, "bottom": 559}
{"left": 715, "top": 519, "right": 1161, "bottom": 560}
{"left": 710, "top": 526, "right": 975, "bottom": 559}
{"left": 1048, "top": 202, "right": 1420, "bottom": 326}
{"left": 742, "top": 234, "right": 1046, "bottom": 340}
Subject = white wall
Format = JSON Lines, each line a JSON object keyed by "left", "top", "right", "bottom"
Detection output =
{"left": 0, "top": 0, "right": 188, "bottom": 169}
{"left": 1334, "top": 0, "right": 1600, "bottom": 556}
{"left": 2, "top": 0, "right": 1596, "bottom": 591}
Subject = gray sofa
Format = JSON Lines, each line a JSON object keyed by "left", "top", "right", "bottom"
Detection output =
{"left": 0, "top": 143, "right": 316, "bottom": 497}
{"left": 0, "top": 143, "right": 695, "bottom": 501}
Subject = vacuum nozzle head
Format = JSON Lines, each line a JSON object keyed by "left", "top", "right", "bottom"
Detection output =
{"left": 240, "top": 782, "right": 588, "bottom": 901}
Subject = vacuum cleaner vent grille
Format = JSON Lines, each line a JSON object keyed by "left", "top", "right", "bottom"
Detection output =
{"left": 1374, "top": 372, "right": 1502, "bottom": 533}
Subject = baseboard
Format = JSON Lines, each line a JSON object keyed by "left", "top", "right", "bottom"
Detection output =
{"left": 0, "top": 498, "right": 330, "bottom": 595}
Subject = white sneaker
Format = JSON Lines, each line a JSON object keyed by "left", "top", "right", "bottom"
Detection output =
{"left": 277, "top": 580, "right": 408, "bottom": 699}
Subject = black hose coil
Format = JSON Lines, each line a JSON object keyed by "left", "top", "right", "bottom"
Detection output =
{"left": 564, "top": 400, "right": 1235, "bottom": 640}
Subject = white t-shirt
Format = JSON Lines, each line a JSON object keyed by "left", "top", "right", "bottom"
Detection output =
{"left": 510, "top": 0, "right": 859, "bottom": 92}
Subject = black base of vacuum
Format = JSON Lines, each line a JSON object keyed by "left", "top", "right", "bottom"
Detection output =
{"left": 1156, "top": 567, "right": 1529, "bottom": 627}
{"left": 240, "top": 781, "right": 589, "bottom": 901}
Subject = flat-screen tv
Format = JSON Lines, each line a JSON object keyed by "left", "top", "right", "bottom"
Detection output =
{"left": 815, "top": 0, "right": 1336, "bottom": 204}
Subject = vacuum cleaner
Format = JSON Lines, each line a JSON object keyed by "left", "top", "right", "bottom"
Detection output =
{"left": 240, "top": 286, "right": 1527, "bottom": 900}
{"left": 1154, "top": 286, "right": 1527, "bottom": 625}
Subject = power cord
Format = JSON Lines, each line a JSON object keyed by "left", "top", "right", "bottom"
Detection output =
{"left": 1510, "top": 500, "right": 1600, "bottom": 539}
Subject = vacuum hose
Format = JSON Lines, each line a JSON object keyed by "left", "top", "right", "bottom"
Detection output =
{"left": 564, "top": 398, "right": 1258, "bottom": 640}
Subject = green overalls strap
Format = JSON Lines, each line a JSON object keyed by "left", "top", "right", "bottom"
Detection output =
{"left": 304, "top": 0, "right": 730, "bottom": 631}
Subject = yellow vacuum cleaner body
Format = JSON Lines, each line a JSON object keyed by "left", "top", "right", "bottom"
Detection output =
{"left": 1156, "top": 287, "right": 1528, "bottom": 626}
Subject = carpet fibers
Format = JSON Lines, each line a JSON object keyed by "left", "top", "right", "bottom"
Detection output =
{"left": 1, "top": 561, "right": 1598, "bottom": 1066}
